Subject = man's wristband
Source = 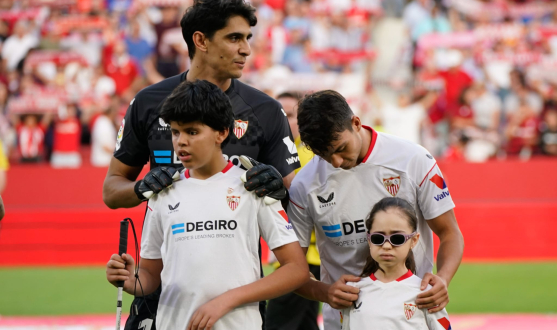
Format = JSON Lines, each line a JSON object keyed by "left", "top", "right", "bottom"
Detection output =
{"left": 134, "top": 181, "right": 148, "bottom": 202}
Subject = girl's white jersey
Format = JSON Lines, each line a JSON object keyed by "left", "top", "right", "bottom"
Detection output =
{"left": 288, "top": 127, "right": 455, "bottom": 330}
{"left": 141, "top": 162, "right": 298, "bottom": 330}
{"left": 341, "top": 271, "right": 452, "bottom": 330}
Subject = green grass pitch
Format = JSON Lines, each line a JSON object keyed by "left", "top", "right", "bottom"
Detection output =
{"left": 0, "top": 263, "right": 555, "bottom": 316}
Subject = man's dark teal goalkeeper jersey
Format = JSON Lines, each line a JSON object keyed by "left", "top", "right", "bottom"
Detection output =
{"left": 114, "top": 72, "right": 300, "bottom": 174}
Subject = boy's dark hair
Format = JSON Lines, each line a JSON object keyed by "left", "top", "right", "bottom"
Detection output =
{"left": 361, "top": 197, "right": 418, "bottom": 277}
{"left": 181, "top": 0, "right": 257, "bottom": 60}
{"left": 159, "top": 80, "right": 234, "bottom": 149}
{"left": 297, "top": 90, "right": 354, "bottom": 156}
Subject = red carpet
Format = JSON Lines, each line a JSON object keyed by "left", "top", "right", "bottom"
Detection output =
{"left": 0, "top": 159, "right": 556, "bottom": 265}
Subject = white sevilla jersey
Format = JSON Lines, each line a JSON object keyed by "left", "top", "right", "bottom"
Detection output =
{"left": 141, "top": 162, "right": 298, "bottom": 330}
{"left": 341, "top": 271, "right": 452, "bottom": 330}
{"left": 288, "top": 127, "right": 455, "bottom": 330}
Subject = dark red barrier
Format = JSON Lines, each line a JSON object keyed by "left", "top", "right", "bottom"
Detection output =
{"left": 0, "top": 159, "right": 556, "bottom": 265}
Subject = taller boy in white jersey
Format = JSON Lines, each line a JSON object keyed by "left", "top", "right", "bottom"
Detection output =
{"left": 289, "top": 90, "right": 464, "bottom": 330}
{"left": 106, "top": 80, "right": 308, "bottom": 330}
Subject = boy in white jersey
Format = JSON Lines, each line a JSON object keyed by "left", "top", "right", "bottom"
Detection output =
{"left": 341, "top": 197, "right": 451, "bottom": 330}
{"left": 289, "top": 90, "right": 464, "bottom": 329}
{"left": 106, "top": 80, "right": 308, "bottom": 330}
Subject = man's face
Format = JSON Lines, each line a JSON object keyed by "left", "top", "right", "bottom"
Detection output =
{"left": 317, "top": 127, "right": 362, "bottom": 170}
{"left": 205, "top": 15, "right": 252, "bottom": 79}
{"left": 279, "top": 96, "right": 299, "bottom": 139}
{"left": 170, "top": 121, "right": 227, "bottom": 170}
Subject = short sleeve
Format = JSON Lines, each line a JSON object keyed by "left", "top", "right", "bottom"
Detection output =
{"left": 415, "top": 153, "right": 455, "bottom": 220}
{"left": 140, "top": 198, "right": 164, "bottom": 259}
{"left": 425, "top": 308, "right": 452, "bottom": 330}
{"left": 287, "top": 181, "right": 313, "bottom": 248}
{"left": 113, "top": 96, "right": 150, "bottom": 167}
{"left": 257, "top": 101, "right": 300, "bottom": 176}
{"left": 257, "top": 199, "right": 298, "bottom": 250}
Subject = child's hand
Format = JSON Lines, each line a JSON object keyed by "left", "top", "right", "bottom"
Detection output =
{"left": 327, "top": 274, "right": 361, "bottom": 309}
{"left": 187, "top": 295, "right": 234, "bottom": 330}
{"left": 106, "top": 253, "right": 135, "bottom": 289}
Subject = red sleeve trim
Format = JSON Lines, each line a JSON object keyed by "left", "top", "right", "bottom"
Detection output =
{"left": 289, "top": 199, "right": 305, "bottom": 210}
{"left": 437, "top": 317, "right": 451, "bottom": 330}
{"left": 221, "top": 161, "right": 234, "bottom": 173}
{"left": 419, "top": 163, "right": 437, "bottom": 187}
{"left": 361, "top": 125, "right": 378, "bottom": 163}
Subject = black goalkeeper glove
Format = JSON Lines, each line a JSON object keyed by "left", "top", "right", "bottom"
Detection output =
{"left": 240, "top": 155, "right": 287, "bottom": 205}
{"left": 134, "top": 166, "right": 180, "bottom": 201}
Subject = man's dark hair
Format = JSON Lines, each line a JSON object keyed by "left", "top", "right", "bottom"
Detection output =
{"left": 297, "top": 90, "right": 353, "bottom": 156}
{"left": 181, "top": 0, "right": 257, "bottom": 60}
{"left": 159, "top": 80, "right": 234, "bottom": 148}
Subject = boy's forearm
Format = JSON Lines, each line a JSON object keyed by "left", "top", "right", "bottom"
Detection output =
{"left": 222, "top": 262, "right": 309, "bottom": 308}
{"left": 123, "top": 267, "right": 160, "bottom": 297}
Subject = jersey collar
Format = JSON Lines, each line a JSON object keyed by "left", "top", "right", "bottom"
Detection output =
{"left": 370, "top": 269, "right": 413, "bottom": 282}
{"left": 182, "top": 70, "right": 235, "bottom": 96}
{"left": 184, "top": 161, "right": 234, "bottom": 179}
{"left": 361, "top": 125, "right": 378, "bottom": 164}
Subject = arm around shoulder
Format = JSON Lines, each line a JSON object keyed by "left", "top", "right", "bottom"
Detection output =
{"left": 427, "top": 209, "right": 464, "bottom": 286}
{"left": 102, "top": 157, "right": 144, "bottom": 209}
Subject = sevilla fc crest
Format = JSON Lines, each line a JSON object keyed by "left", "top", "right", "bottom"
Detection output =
{"left": 233, "top": 120, "right": 248, "bottom": 139}
{"left": 227, "top": 196, "right": 241, "bottom": 211}
{"left": 404, "top": 303, "right": 417, "bottom": 320}
{"left": 383, "top": 176, "right": 401, "bottom": 196}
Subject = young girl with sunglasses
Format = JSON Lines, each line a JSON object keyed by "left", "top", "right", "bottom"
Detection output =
{"left": 341, "top": 197, "right": 452, "bottom": 330}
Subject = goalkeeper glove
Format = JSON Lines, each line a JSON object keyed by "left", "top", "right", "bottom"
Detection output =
{"left": 134, "top": 166, "right": 180, "bottom": 201}
{"left": 240, "top": 155, "right": 287, "bottom": 205}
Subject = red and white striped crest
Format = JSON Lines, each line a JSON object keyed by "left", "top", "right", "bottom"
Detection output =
{"left": 383, "top": 176, "right": 401, "bottom": 196}
{"left": 233, "top": 120, "right": 249, "bottom": 139}
{"left": 227, "top": 196, "right": 241, "bottom": 211}
{"left": 404, "top": 303, "right": 417, "bottom": 320}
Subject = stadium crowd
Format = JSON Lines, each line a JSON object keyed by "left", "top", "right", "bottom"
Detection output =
{"left": 0, "top": 0, "right": 556, "bottom": 169}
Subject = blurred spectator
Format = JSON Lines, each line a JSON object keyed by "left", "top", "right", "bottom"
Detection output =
{"left": 17, "top": 114, "right": 46, "bottom": 163}
{"left": 125, "top": 19, "right": 153, "bottom": 72}
{"left": 504, "top": 79, "right": 544, "bottom": 119}
{"left": 450, "top": 86, "right": 475, "bottom": 130}
{"left": 50, "top": 104, "right": 81, "bottom": 168}
{"left": 412, "top": 4, "right": 451, "bottom": 42}
{"left": 104, "top": 39, "right": 139, "bottom": 98}
{"left": 60, "top": 31, "right": 104, "bottom": 67}
{"left": 282, "top": 28, "right": 315, "bottom": 72}
{"left": 403, "top": 0, "right": 432, "bottom": 37}
{"left": 2, "top": 20, "right": 38, "bottom": 72}
{"left": 380, "top": 90, "right": 438, "bottom": 145}
{"left": 505, "top": 100, "right": 538, "bottom": 159}
{"left": 152, "top": 6, "right": 181, "bottom": 78}
{"left": 439, "top": 50, "right": 473, "bottom": 117}
{"left": 539, "top": 108, "right": 557, "bottom": 156}
{"left": 91, "top": 100, "right": 117, "bottom": 167}
{"left": 472, "top": 82, "right": 502, "bottom": 132}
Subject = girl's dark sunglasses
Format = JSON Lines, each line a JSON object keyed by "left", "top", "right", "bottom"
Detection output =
{"left": 366, "top": 232, "right": 417, "bottom": 246}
